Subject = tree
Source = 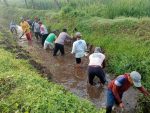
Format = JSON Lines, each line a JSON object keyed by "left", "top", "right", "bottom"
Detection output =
{"left": 24, "top": 0, "right": 28, "bottom": 8}
{"left": 3, "top": 0, "right": 9, "bottom": 6}
{"left": 54, "top": 0, "right": 61, "bottom": 9}
{"left": 31, "top": 0, "right": 35, "bottom": 9}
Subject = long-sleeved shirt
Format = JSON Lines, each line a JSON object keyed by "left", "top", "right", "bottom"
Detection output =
{"left": 71, "top": 39, "right": 87, "bottom": 58}
{"left": 20, "top": 21, "right": 30, "bottom": 33}
{"left": 55, "top": 32, "right": 70, "bottom": 45}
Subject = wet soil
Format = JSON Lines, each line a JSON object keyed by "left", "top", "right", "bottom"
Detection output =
{"left": 16, "top": 34, "right": 140, "bottom": 113}
{"left": 0, "top": 22, "right": 140, "bottom": 113}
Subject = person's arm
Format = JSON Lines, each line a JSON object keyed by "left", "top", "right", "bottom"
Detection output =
{"left": 102, "top": 59, "right": 106, "bottom": 68}
{"left": 137, "top": 86, "right": 150, "bottom": 96}
{"left": 71, "top": 42, "right": 75, "bottom": 54}
{"left": 112, "top": 85, "right": 122, "bottom": 104}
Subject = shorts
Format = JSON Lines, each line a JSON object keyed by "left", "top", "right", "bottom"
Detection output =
{"left": 25, "top": 32, "right": 32, "bottom": 41}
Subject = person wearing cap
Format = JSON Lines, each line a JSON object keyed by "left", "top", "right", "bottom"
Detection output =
{"left": 44, "top": 31, "right": 57, "bottom": 50}
{"left": 39, "top": 21, "right": 48, "bottom": 46}
{"left": 53, "top": 28, "right": 71, "bottom": 56}
{"left": 20, "top": 18, "right": 32, "bottom": 46}
{"left": 106, "top": 71, "right": 149, "bottom": 113}
{"left": 88, "top": 47, "right": 106, "bottom": 85}
{"left": 71, "top": 32, "right": 87, "bottom": 67}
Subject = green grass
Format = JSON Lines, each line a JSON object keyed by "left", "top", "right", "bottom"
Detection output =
{"left": 0, "top": 30, "right": 105, "bottom": 112}
{"left": 5, "top": 0, "right": 150, "bottom": 18}
{"left": 0, "top": 3, "right": 150, "bottom": 112}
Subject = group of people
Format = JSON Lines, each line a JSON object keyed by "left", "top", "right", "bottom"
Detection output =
{"left": 11, "top": 17, "right": 149, "bottom": 113}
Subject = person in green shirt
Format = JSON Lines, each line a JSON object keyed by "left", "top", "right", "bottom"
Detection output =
{"left": 44, "top": 31, "right": 57, "bottom": 50}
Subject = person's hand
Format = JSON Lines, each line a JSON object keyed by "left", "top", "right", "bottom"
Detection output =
{"left": 119, "top": 102, "right": 124, "bottom": 108}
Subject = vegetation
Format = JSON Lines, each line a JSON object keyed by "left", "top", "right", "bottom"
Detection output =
{"left": 0, "top": 0, "right": 150, "bottom": 112}
{"left": 0, "top": 30, "right": 104, "bottom": 112}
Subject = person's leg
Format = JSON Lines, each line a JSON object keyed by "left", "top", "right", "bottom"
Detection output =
{"left": 35, "top": 32, "right": 38, "bottom": 41}
{"left": 53, "top": 43, "right": 59, "bottom": 56}
{"left": 42, "top": 34, "right": 47, "bottom": 46}
{"left": 43, "top": 41, "right": 49, "bottom": 50}
{"left": 49, "top": 42, "right": 54, "bottom": 50}
{"left": 88, "top": 66, "right": 95, "bottom": 85}
{"left": 95, "top": 67, "right": 106, "bottom": 85}
{"left": 59, "top": 44, "right": 65, "bottom": 56}
{"left": 106, "top": 89, "right": 115, "bottom": 113}
{"left": 26, "top": 32, "right": 32, "bottom": 46}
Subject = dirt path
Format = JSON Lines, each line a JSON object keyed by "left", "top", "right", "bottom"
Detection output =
{"left": 15, "top": 32, "right": 140, "bottom": 113}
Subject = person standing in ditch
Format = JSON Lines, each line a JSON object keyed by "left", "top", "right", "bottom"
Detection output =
{"left": 20, "top": 17, "right": 32, "bottom": 46}
{"left": 53, "top": 28, "right": 71, "bottom": 56}
{"left": 43, "top": 31, "right": 57, "bottom": 50}
{"left": 39, "top": 21, "right": 48, "bottom": 46}
{"left": 71, "top": 32, "right": 87, "bottom": 67}
{"left": 106, "top": 71, "right": 150, "bottom": 113}
{"left": 88, "top": 47, "right": 107, "bottom": 86}
{"left": 32, "top": 17, "right": 41, "bottom": 41}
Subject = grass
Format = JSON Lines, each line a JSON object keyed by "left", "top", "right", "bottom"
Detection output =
{"left": 0, "top": 30, "right": 105, "bottom": 112}
{"left": 0, "top": 2, "right": 150, "bottom": 112}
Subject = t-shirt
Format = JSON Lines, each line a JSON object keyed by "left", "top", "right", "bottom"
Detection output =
{"left": 55, "top": 32, "right": 70, "bottom": 45}
{"left": 88, "top": 53, "right": 105, "bottom": 67}
{"left": 71, "top": 39, "right": 87, "bottom": 58}
{"left": 40, "top": 24, "right": 48, "bottom": 35}
{"left": 45, "top": 33, "right": 56, "bottom": 43}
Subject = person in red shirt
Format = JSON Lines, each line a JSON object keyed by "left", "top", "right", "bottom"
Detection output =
{"left": 106, "top": 71, "right": 149, "bottom": 113}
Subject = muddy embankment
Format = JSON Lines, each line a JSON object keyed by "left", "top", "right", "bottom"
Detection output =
{"left": 0, "top": 23, "right": 142, "bottom": 113}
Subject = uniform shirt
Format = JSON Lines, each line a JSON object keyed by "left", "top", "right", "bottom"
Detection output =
{"left": 89, "top": 53, "right": 105, "bottom": 67}
{"left": 55, "top": 32, "right": 70, "bottom": 45}
{"left": 45, "top": 33, "right": 56, "bottom": 43}
{"left": 71, "top": 39, "right": 87, "bottom": 58}
{"left": 20, "top": 21, "right": 30, "bottom": 33}
{"left": 40, "top": 24, "right": 48, "bottom": 35}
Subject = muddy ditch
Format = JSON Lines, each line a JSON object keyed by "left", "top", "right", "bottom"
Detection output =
{"left": 0, "top": 25, "right": 145, "bottom": 113}
{"left": 0, "top": 38, "right": 52, "bottom": 81}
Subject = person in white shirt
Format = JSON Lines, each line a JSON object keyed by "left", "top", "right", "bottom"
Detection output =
{"left": 39, "top": 21, "right": 48, "bottom": 46}
{"left": 71, "top": 32, "right": 87, "bottom": 67}
{"left": 88, "top": 47, "right": 106, "bottom": 85}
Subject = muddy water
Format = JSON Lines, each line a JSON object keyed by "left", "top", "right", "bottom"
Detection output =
{"left": 18, "top": 35, "right": 139, "bottom": 113}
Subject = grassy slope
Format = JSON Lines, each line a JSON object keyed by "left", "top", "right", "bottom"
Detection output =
{"left": 0, "top": 24, "right": 104, "bottom": 112}
{"left": 1, "top": 1, "right": 150, "bottom": 111}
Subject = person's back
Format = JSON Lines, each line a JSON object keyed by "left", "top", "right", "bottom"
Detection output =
{"left": 89, "top": 52, "right": 105, "bottom": 67}
{"left": 55, "top": 32, "right": 70, "bottom": 45}
{"left": 46, "top": 33, "right": 56, "bottom": 43}
{"left": 73, "top": 39, "right": 87, "bottom": 57}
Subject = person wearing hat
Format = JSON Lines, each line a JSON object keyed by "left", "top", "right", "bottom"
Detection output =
{"left": 20, "top": 17, "right": 32, "bottom": 46}
{"left": 106, "top": 71, "right": 150, "bottom": 113}
{"left": 71, "top": 32, "right": 87, "bottom": 67}
{"left": 88, "top": 47, "right": 106, "bottom": 85}
{"left": 53, "top": 28, "right": 71, "bottom": 56}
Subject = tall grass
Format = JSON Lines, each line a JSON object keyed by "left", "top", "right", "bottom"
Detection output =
{"left": 7, "top": 0, "right": 150, "bottom": 18}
